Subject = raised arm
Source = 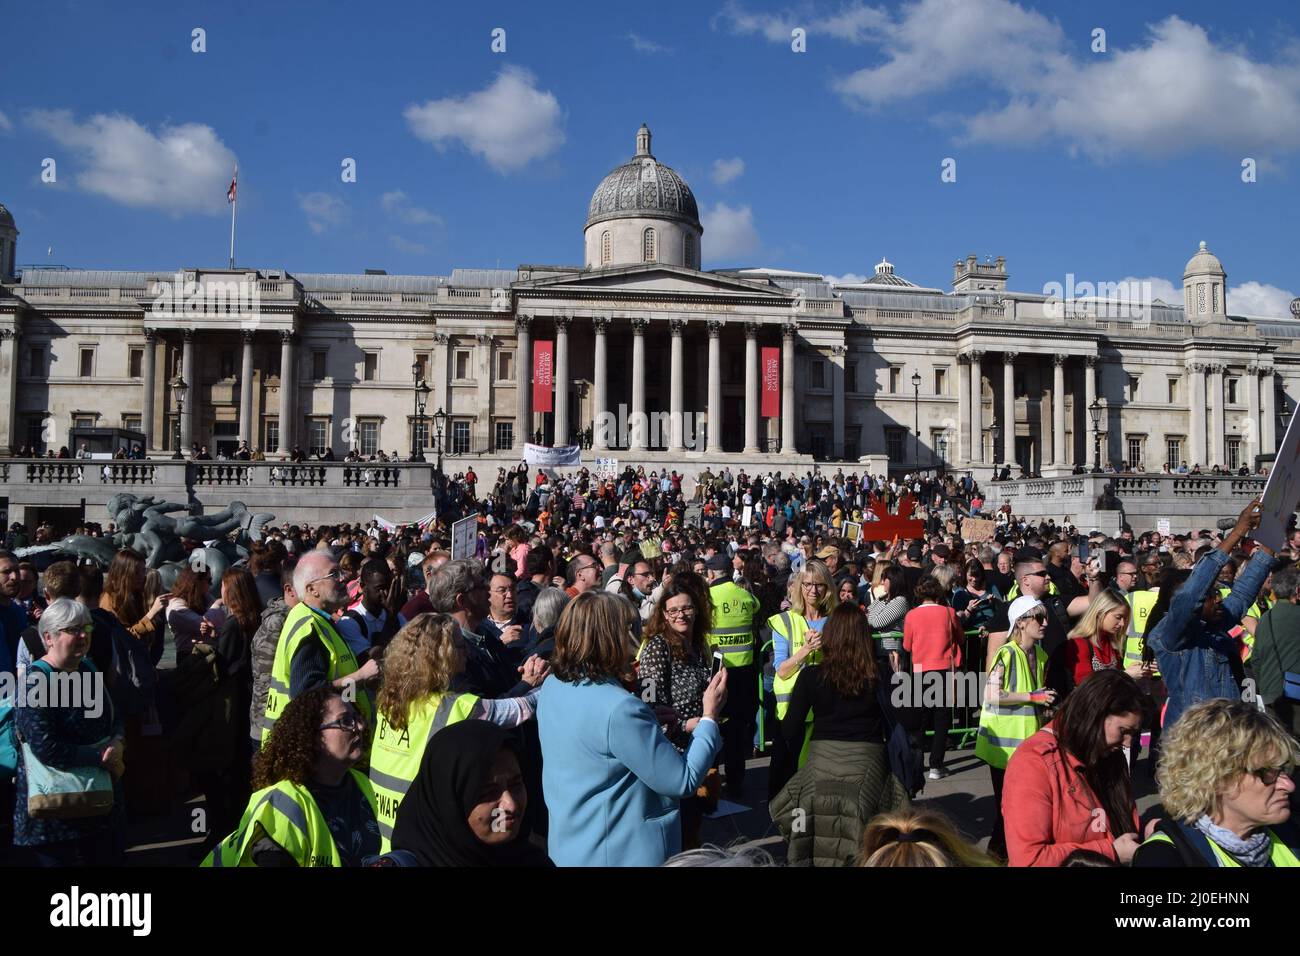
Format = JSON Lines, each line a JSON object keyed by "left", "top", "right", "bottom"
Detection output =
{"left": 607, "top": 692, "right": 721, "bottom": 798}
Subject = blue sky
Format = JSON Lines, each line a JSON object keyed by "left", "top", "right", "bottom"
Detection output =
{"left": 2, "top": 0, "right": 1298, "bottom": 313}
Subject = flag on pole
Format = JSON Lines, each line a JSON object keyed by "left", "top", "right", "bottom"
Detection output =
{"left": 226, "top": 166, "right": 238, "bottom": 204}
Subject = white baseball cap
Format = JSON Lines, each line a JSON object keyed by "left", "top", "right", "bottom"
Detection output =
{"left": 1006, "top": 595, "right": 1046, "bottom": 634}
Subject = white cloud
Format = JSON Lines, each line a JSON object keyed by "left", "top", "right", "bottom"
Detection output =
{"left": 404, "top": 66, "right": 565, "bottom": 173}
{"left": 711, "top": 157, "right": 745, "bottom": 185}
{"left": 824, "top": 273, "right": 870, "bottom": 286}
{"left": 389, "top": 235, "right": 429, "bottom": 255}
{"left": 721, "top": 1, "right": 1300, "bottom": 160}
{"left": 628, "top": 33, "right": 671, "bottom": 55}
{"left": 701, "top": 202, "right": 761, "bottom": 261}
{"left": 1230, "top": 281, "right": 1297, "bottom": 317}
{"left": 297, "top": 192, "right": 346, "bottom": 233}
{"left": 0, "top": 110, "right": 12, "bottom": 133}
{"left": 25, "top": 109, "right": 237, "bottom": 214}
{"left": 380, "top": 190, "right": 442, "bottom": 226}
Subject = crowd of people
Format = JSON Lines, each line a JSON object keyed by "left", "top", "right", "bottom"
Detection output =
{"left": 0, "top": 460, "right": 1296, "bottom": 869}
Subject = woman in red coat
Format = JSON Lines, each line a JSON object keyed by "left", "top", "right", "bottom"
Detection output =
{"left": 903, "top": 575, "right": 964, "bottom": 779}
{"left": 1003, "top": 669, "right": 1154, "bottom": 866}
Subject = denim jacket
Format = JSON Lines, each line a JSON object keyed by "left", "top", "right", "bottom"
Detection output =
{"left": 1148, "top": 547, "right": 1275, "bottom": 729}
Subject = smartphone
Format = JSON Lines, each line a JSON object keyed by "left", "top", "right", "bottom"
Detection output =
{"left": 1078, "top": 541, "right": 1090, "bottom": 562}
{"left": 711, "top": 650, "right": 725, "bottom": 679}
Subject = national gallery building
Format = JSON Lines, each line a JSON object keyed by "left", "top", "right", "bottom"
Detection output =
{"left": 1, "top": 125, "right": 1297, "bottom": 479}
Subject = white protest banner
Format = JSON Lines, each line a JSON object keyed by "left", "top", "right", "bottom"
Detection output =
{"left": 451, "top": 515, "right": 478, "bottom": 560}
{"left": 742, "top": 504, "right": 753, "bottom": 527}
{"left": 1256, "top": 410, "right": 1300, "bottom": 552}
{"left": 1156, "top": 519, "right": 1170, "bottom": 536}
{"left": 594, "top": 457, "right": 619, "bottom": 480}
{"left": 524, "top": 443, "right": 581, "bottom": 467}
{"left": 372, "top": 514, "right": 396, "bottom": 533}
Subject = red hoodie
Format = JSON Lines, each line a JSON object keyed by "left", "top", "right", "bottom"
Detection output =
{"left": 902, "top": 603, "right": 963, "bottom": 672}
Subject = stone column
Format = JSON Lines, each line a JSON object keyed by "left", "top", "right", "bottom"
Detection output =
{"left": 277, "top": 330, "right": 294, "bottom": 457}
{"left": 707, "top": 320, "right": 723, "bottom": 455}
{"left": 781, "top": 323, "right": 796, "bottom": 453}
{"left": 743, "top": 322, "right": 760, "bottom": 453}
{"left": 1188, "top": 362, "right": 1206, "bottom": 468}
{"left": 238, "top": 330, "right": 254, "bottom": 445}
{"left": 957, "top": 355, "right": 969, "bottom": 463}
{"left": 514, "top": 316, "right": 531, "bottom": 454}
{"left": 141, "top": 328, "right": 157, "bottom": 452}
{"left": 1261, "top": 367, "right": 1276, "bottom": 456}
{"left": 970, "top": 350, "right": 985, "bottom": 463}
{"left": 181, "top": 329, "right": 195, "bottom": 451}
{"left": 1209, "top": 363, "right": 1226, "bottom": 468}
{"left": 1083, "top": 355, "right": 1098, "bottom": 468}
{"left": 1002, "top": 351, "right": 1017, "bottom": 465}
{"left": 831, "top": 344, "right": 846, "bottom": 460}
{"left": 630, "top": 317, "right": 648, "bottom": 451}
{"left": 1246, "top": 364, "right": 1260, "bottom": 469}
{"left": 592, "top": 317, "right": 609, "bottom": 450}
{"left": 0, "top": 329, "right": 16, "bottom": 455}
{"left": 554, "top": 316, "right": 570, "bottom": 446}
{"left": 669, "top": 318, "right": 685, "bottom": 452}
{"left": 1052, "top": 354, "right": 1066, "bottom": 467}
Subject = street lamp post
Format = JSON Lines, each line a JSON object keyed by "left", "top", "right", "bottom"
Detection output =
{"left": 171, "top": 375, "right": 188, "bottom": 460}
{"left": 409, "top": 362, "right": 427, "bottom": 462}
{"left": 911, "top": 369, "right": 922, "bottom": 472}
{"left": 1089, "top": 398, "right": 1103, "bottom": 473}
{"left": 432, "top": 407, "right": 447, "bottom": 475}
{"left": 990, "top": 417, "right": 1002, "bottom": 468}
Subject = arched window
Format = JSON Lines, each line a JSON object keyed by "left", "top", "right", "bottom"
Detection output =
{"left": 601, "top": 230, "right": 611, "bottom": 266}
{"left": 643, "top": 227, "right": 656, "bottom": 263}
{"left": 684, "top": 233, "right": 695, "bottom": 269}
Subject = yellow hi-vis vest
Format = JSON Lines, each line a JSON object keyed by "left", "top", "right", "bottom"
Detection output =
{"left": 1220, "top": 587, "right": 1262, "bottom": 661}
{"left": 1006, "top": 580, "right": 1059, "bottom": 601}
{"left": 202, "top": 769, "right": 378, "bottom": 867}
{"left": 369, "top": 692, "right": 479, "bottom": 853}
{"left": 975, "top": 639, "right": 1047, "bottom": 769}
{"left": 1123, "top": 589, "right": 1160, "bottom": 673}
{"left": 769, "top": 610, "right": 819, "bottom": 767}
{"left": 707, "top": 580, "right": 759, "bottom": 668}
{"left": 262, "top": 602, "right": 372, "bottom": 744}
{"left": 1140, "top": 828, "right": 1300, "bottom": 867}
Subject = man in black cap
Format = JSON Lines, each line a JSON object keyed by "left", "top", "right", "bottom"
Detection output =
{"left": 900, "top": 542, "right": 925, "bottom": 607}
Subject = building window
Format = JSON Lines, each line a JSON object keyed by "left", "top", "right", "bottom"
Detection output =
{"left": 1126, "top": 375, "right": 1139, "bottom": 401}
{"left": 358, "top": 420, "right": 380, "bottom": 456}
{"left": 1197, "top": 283, "right": 1206, "bottom": 314}
{"left": 495, "top": 421, "right": 514, "bottom": 450}
{"left": 363, "top": 352, "right": 378, "bottom": 382}
{"left": 455, "top": 350, "right": 470, "bottom": 381}
{"left": 845, "top": 362, "right": 857, "bottom": 393}
{"left": 1168, "top": 378, "right": 1180, "bottom": 403}
{"left": 73, "top": 415, "right": 95, "bottom": 431}
{"left": 885, "top": 428, "right": 905, "bottom": 463}
{"left": 844, "top": 437, "right": 859, "bottom": 461}
{"left": 411, "top": 420, "right": 429, "bottom": 455}
{"left": 121, "top": 415, "right": 141, "bottom": 433}
{"left": 642, "top": 228, "right": 656, "bottom": 263}
{"left": 414, "top": 352, "right": 429, "bottom": 382}
{"left": 684, "top": 233, "right": 696, "bottom": 269}
{"left": 312, "top": 350, "right": 327, "bottom": 381}
{"left": 165, "top": 415, "right": 179, "bottom": 452}
{"left": 932, "top": 430, "right": 950, "bottom": 467}
{"left": 264, "top": 418, "right": 279, "bottom": 454}
{"left": 888, "top": 367, "right": 900, "bottom": 393}
{"left": 496, "top": 351, "right": 513, "bottom": 382}
{"left": 452, "top": 420, "right": 471, "bottom": 455}
{"left": 221, "top": 350, "right": 236, "bottom": 379}
{"left": 1127, "top": 436, "right": 1144, "bottom": 471}
{"left": 129, "top": 348, "right": 143, "bottom": 379}
{"left": 601, "top": 231, "right": 611, "bottom": 266}
{"left": 1228, "top": 438, "right": 1241, "bottom": 470}
{"left": 1166, "top": 437, "right": 1182, "bottom": 470}
{"left": 308, "top": 419, "right": 330, "bottom": 457}
{"left": 1227, "top": 378, "right": 1238, "bottom": 405}
{"left": 934, "top": 368, "right": 947, "bottom": 395}
{"left": 79, "top": 348, "right": 94, "bottom": 378}
{"left": 26, "top": 417, "right": 45, "bottom": 452}
{"left": 28, "top": 347, "right": 44, "bottom": 377}
{"left": 810, "top": 361, "right": 825, "bottom": 389}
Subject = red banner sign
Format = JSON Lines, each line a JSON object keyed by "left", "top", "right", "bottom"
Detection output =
{"left": 533, "top": 340, "right": 553, "bottom": 413}
{"left": 761, "top": 347, "right": 780, "bottom": 417}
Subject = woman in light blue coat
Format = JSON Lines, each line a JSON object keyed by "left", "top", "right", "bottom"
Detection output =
{"left": 538, "top": 590, "right": 726, "bottom": 867}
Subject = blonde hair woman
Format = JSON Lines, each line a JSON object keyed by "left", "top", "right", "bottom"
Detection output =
{"left": 858, "top": 809, "right": 998, "bottom": 867}
{"left": 766, "top": 560, "right": 839, "bottom": 796}
{"left": 369, "top": 613, "right": 543, "bottom": 852}
{"left": 1135, "top": 699, "right": 1300, "bottom": 867}
{"left": 1060, "top": 590, "right": 1141, "bottom": 692}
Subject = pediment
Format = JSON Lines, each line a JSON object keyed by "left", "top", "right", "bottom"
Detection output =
{"left": 515, "top": 264, "right": 795, "bottom": 300}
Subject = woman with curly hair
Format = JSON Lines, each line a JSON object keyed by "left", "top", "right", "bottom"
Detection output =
{"left": 858, "top": 809, "right": 998, "bottom": 867}
{"left": 202, "top": 687, "right": 379, "bottom": 867}
{"left": 369, "top": 613, "right": 542, "bottom": 852}
{"left": 1134, "top": 699, "right": 1300, "bottom": 866}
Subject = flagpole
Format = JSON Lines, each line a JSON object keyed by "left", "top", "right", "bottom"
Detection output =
{"left": 228, "top": 192, "right": 237, "bottom": 270}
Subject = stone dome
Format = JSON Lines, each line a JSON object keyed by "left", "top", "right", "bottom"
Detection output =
{"left": 585, "top": 125, "right": 701, "bottom": 231}
{"left": 1183, "top": 240, "right": 1224, "bottom": 278}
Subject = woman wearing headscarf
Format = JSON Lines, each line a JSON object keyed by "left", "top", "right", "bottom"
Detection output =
{"left": 390, "top": 720, "right": 551, "bottom": 867}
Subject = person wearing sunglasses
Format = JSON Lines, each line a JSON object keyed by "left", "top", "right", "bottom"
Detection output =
{"left": 205, "top": 687, "right": 378, "bottom": 867}
{"left": 1135, "top": 699, "right": 1300, "bottom": 867}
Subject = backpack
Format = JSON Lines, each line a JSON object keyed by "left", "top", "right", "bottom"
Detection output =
{"left": 91, "top": 607, "right": 155, "bottom": 717}
{"left": 343, "top": 608, "right": 399, "bottom": 653}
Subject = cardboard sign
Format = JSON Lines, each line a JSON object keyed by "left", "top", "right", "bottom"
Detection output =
{"left": 741, "top": 504, "right": 753, "bottom": 527}
{"left": 451, "top": 515, "right": 478, "bottom": 560}
{"left": 1156, "top": 518, "right": 1171, "bottom": 536}
{"left": 639, "top": 537, "right": 661, "bottom": 559}
{"left": 843, "top": 521, "right": 862, "bottom": 543}
{"left": 1257, "top": 408, "right": 1300, "bottom": 552}
{"left": 960, "top": 517, "right": 997, "bottom": 543}
{"left": 594, "top": 457, "right": 618, "bottom": 480}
